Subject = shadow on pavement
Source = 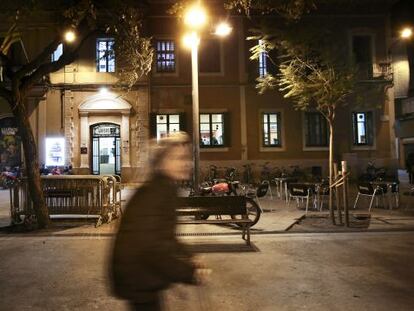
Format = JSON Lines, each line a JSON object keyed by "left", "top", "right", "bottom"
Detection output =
{"left": 186, "top": 242, "right": 260, "bottom": 253}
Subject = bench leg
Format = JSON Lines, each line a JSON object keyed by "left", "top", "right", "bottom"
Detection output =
{"left": 242, "top": 224, "right": 251, "bottom": 245}
{"left": 246, "top": 225, "right": 251, "bottom": 245}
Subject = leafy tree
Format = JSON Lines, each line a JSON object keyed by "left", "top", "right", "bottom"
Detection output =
{"left": 237, "top": 3, "right": 387, "bottom": 224}
{"left": 0, "top": 0, "right": 153, "bottom": 228}
{"left": 251, "top": 24, "right": 357, "bottom": 224}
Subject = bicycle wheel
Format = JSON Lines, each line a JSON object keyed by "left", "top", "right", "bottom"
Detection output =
{"left": 231, "top": 197, "right": 261, "bottom": 227}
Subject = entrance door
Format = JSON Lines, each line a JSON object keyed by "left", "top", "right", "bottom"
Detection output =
{"left": 91, "top": 123, "right": 121, "bottom": 175}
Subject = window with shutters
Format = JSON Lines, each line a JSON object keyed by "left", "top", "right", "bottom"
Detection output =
{"left": 304, "top": 112, "right": 329, "bottom": 147}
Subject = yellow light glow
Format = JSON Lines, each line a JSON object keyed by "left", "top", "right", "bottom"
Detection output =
{"left": 64, "top": 30, "right": 76, "bottom": 43}
{"left": 183, "top": 32, "right": 200, "bottom": 49}
{"left": 99, "top": 87, "right": 109, "bottom": 95}
{"left": 184, "top": 5, "right": 207, "bottom": 29}
{"left": 401, "top": 27, "right": 412, "bottom": 39}
{"left": 214, "top": 22, "right": 232, "bottom": 37}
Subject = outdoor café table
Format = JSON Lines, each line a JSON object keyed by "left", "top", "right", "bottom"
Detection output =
{"left": 370, "top": 180, "right": 399, "bottom": 209}
{"left": 274, "top": 177, "right": 299, "bottom": 203}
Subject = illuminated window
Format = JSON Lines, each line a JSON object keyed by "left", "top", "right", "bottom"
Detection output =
{"left": 262, "top": 113, "right": 281, "bottom": 147}
{"left": 352, "top": 111, "right": 373, "bottom": 145}
{"left": 96, "top": 38, "right": 115, "bottom": 72}
{"left": 258, "top": 40, "right": 268, "bottom": 77}
{"left": 51, "top": 43, "right": 63, "bottom": 62}
{"left": 200, "top": 113, "right": 226, "bottom": 147}
{"left": 156, "top": 40, "right": 176, "bottom": 72}
{"left": 155, "top": 114, "right": 181, "bottom": 140}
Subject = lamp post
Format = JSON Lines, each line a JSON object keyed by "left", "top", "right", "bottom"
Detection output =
{"left": 183, "top": 3, "right": 231, "bottom": 191}
{"left": 183, "top": 31, "right": 202, "bottom": 191}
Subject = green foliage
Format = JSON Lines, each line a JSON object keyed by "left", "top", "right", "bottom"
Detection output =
{"left": 105, "top": 7, "right": 154, "bottom": 89}
{"left": 225, "top": 0, "right": 316, "bottom": 19}
{"left": 249, "top": 23, "right": 360, "bottom": 120}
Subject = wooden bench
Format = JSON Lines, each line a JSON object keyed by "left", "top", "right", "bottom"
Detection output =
{"left": 176, "top": 196, "right": 253, "bottom": 245}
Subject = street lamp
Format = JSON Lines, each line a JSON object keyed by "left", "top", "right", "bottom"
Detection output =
{"left": 64, "top": 30, "right": 76, "bottom": 43}
{"left": 182, "top": 3, "right": 231, "bottom": 191}
{"left": 400, "top": 27, "right": 413, "bottom": 39}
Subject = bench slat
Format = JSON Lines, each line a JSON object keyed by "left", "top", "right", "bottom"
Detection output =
{"left": 176, "top": 196, "right": 247, "bottom": 216}
{"left": 177, "top": 219, "right": 252, "bottom": 224}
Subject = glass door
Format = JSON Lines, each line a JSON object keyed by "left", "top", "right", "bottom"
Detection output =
{"left": 91, "top": 123, "right": 121, "bottom": 175}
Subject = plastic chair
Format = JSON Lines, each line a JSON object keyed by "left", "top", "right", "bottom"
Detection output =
{"left": 316, "top": 183, "right": 330, "bottom": 211}
{"left": 288, "top": 183, "right": 314, "bottom": 214}
{"left": 389, "top": 182, "right": 399, "bottom": 209}
{"left": 353, "top": 182, "right": 387, "bottom": 212}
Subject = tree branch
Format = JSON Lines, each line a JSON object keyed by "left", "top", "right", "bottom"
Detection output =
{"left": 0, "top": 52, "right": 15, "bottom": 80}
{"left": 15, "top": 37, "right": 61, "bottom": 81}
{"left": 19, "top": 29, "right": 97, "bottom": 94}
{"left": 0, "top": 84, "right": 13, "bottom": 104}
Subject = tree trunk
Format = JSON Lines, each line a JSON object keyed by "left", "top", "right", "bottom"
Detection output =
{"left": 14, "top": 100, "right": 50, "bottom": 228}
{"left": 328, "top": 121, "right": 336, "bottom": 225}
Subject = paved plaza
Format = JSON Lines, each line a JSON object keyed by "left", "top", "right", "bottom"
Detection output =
{"left": 0, "top": 187, "right": 414, "bottom": 310}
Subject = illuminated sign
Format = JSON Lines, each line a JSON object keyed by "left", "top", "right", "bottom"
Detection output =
{"left": 45, "top": 138, "right": 65, "bottom": 166}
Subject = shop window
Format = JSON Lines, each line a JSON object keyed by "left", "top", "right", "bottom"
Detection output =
{"left": 96, "top": 38, "right": 115, "bottom": 72}
{"left": 200, "top": 113, "right": 227, "bottom": 147}
{"left": 352, "top": 111, "right": 374, "bottom": 145}
{"left": 304, "top": 112, "right": 329, "bottom": 147}
{"left": 262, "top": 112, "right": 281, "bottom": 147}
{"left": 155, "top": 40, "right": 176, "bottom": 72}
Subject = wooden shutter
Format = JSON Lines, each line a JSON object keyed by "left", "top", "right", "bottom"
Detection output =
{"left": 179, "top": 113, "right": 187, "bottom": 133}
{"left": 223, "top": 112, "right": 231, "bottom": 147}
{"left": 366, "top": 111, "right": 374, "bottom": 146}
{"left": 149, "top": 113, "right": 157, "bottom": 138}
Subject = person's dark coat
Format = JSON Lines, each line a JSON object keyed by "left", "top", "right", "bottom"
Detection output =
{"left": 111, "top": 173, "right": 195, "bottom": 303}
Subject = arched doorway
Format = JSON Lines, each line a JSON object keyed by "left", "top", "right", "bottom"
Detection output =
{"left": 91, "top": 123, "right": 121, "bottom": 175}
{"left": 78, "top": 93, "right": 132, "bottom": 175}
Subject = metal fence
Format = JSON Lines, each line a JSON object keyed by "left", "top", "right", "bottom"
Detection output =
{"left": 10, "top": 175, "right": 122, "bottom": 226}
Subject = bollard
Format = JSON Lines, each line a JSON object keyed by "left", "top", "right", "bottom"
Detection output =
{"left": 333, "top": 163, "right": 343, "bottom": 225}
{"left": 341, "top": 161, "right": 350, "bottom": 227}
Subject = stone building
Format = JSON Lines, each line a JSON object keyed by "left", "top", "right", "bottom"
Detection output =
{"left": 0, "top": 0, "right": 406, "bottom": 182}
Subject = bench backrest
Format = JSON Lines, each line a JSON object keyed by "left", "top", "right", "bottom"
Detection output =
{"left": 176, "top": 196, "right": 247, "bottom": 216}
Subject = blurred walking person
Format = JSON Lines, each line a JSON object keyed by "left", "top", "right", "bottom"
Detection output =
{"left": 110, "top": 132, "right": 206, "bottom": 311}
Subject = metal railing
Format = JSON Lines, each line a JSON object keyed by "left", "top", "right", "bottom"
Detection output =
{"left": 10, "top": 175, "right": 122, "bottom": 227}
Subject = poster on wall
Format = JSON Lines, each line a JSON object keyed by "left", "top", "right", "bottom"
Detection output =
{"left": 45, "top": 138, "right": 65, "bottom": 166}
{"left": 0, "top": 117, "right": 21, "bottom": 170}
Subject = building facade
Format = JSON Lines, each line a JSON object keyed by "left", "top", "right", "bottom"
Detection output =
{"left": 0, "top": 1, "right": 401, "bottom": 182}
